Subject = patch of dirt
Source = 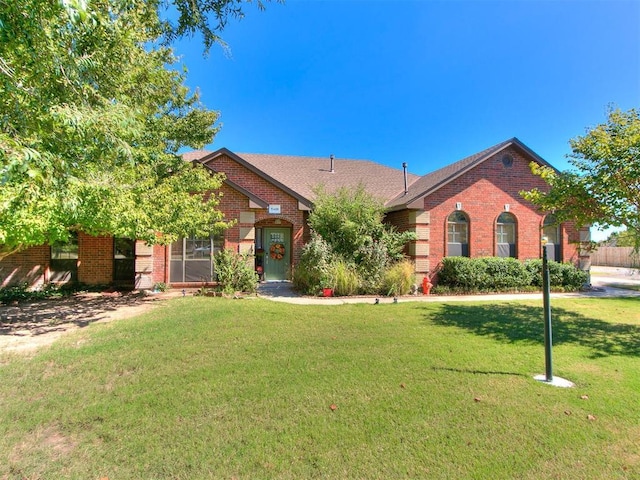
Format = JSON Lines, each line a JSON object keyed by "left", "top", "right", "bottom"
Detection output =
{"left": 6, "top": 425, "right": 77, "bottom": 476}
{"left": 0, "top": 290, "right": 179, "bottom": 355}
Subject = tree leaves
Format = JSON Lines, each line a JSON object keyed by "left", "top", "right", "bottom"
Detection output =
{"left": 0, "top": 0, "right": 246, "bottom": 259}
{"left": 522, "top": 107, "right": 640, "bottom": 250}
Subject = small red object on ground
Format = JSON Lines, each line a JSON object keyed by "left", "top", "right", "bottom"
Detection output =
{"left": 422, "top": 275, "right": 433, "bottom": 295}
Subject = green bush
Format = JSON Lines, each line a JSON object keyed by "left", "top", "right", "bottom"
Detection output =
{"left": 481, "top": 257, "right": 532, "bottom": 289}
{"left": 330, "top": 259, "right": 360, "bottom": 296}
{"left": 561, "top": 263, "right": 588, "bottom": 289}
{"left": 292, "top": 233, "right": 334, "bottom": 295}
{"left": 0, "top": 282, "right": 70, "bottom": 304}
{"left": 438, "top": 257, "right": 489, "bottom": 291}
{"left": 524, "top": 259, "right": 587, "bottom": 290}
{"left": 301, "top": 186, "right": 417, "bottom": 296}
{"left": 380, "top": 260, "right": 416, "bottom": 296}
{"left": 355, "top": 238, "right": 389, "bottom": 293}
{"left": 153, "top": 282, "right": 169, "bottom": 292}
{"left": 440, "top": 256, "right": 586, "bottom": 292}
{"left": 213, "top": 249, "right": 259, "bottom": 294}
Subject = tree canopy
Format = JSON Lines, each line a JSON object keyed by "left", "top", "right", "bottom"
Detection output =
{"left": 522, "top": 107, "right": 640, "bottom": 249}
{"left": 0, "top": 0, "right": 273, "bottom": 260}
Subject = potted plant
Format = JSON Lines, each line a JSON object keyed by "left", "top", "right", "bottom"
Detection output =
{"left": 320, "top": 268, "right": 335, "bottom": 297}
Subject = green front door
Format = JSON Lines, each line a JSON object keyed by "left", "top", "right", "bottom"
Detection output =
{"left": 263, "top": 228, "right": 290, "bottom": 281}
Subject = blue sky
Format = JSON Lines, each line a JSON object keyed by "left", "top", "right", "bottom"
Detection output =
{"left": 173, "top": 0, "right": 638, "bottom": 240}
{"left": 174, "top": 0, "right": 639, "bottom": 176}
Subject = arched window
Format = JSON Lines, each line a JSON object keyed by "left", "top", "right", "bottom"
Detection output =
{"left": 496, "top": 212, "right": 517, "bottom": 258}
{"left": 543, "top": 214, "right": 562, "bottom": 261}
{"left": 447, "top": 211, "right": 469, "bottom": 257}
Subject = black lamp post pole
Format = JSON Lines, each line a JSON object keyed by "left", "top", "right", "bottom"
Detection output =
{"left": 542, "top": 240, "right": 553, "bottom": 382}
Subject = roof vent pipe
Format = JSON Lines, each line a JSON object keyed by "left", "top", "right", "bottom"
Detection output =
{"left": 402, "top": 162, "right": 408, "bottom": 195}
{"left": 330, "top": 154, "right": 335, "bottom": 173}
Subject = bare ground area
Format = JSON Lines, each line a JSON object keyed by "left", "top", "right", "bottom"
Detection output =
{"left": 0, "top": 291, "right": 178, "bottom": 355}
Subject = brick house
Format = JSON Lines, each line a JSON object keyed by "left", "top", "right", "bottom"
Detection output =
{"left": 0, "top": 138, "right": 587, "bottom": 289}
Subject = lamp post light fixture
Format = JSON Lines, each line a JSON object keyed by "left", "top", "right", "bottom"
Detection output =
{"left": 541, "top": 235, "right": 553, "bottom": 382}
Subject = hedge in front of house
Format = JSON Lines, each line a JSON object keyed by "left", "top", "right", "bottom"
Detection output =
{"left": 523, "top": 259, "right": 588, "bottom": 289}
{"left": 438, "top": 256, "right": 587, "bottom": 292}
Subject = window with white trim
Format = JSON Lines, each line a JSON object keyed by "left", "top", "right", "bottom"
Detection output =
{"left": 496, "top": 212, "right": 517, "bottom": 258}
{"left": 447, "top": 211, "right": 469, "bottom": 257}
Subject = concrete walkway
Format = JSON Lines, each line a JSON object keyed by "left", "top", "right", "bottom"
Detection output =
{"left": 257, "top": 267, "right": 640, "bottom": 305}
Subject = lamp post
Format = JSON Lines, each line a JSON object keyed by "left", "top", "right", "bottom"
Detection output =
{"left": 541, "top": 235, "right": 553, "bottom": 382}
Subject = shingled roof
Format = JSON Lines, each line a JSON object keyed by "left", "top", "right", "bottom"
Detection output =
{"left": 189, "top": 148, "right": 420, "bottom": 207}
{"left": 185, "top": 138, "right": 552, "bottom": 210}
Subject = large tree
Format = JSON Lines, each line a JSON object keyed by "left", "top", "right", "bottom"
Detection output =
{"left": 523, "top": 107, "right": 640, "bottom": 249}
{"left": 0, "top": 0, "right": 272, "bottom": 260}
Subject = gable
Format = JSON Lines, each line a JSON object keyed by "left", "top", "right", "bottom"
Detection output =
{"left": 421, "top": 146, "right": 552, "bottom": 213}
{"left": 199, "top": 151, "right": 311, "bottom": 211}
{"left": 387, "top": 138, "right": 555, "bottom": 210}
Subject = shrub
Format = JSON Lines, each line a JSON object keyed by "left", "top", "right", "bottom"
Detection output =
{"left": 213, "top": 249, "right": 258, "bottom": 294}
{"left": 305, "top": 186, "right": 416, "bottom": 295}
{"left": 440, "top": 256, "right": 588, "bottom": 292}
{"left": 153, "top": 282, "right": 169, "bottom": 292}
{"left": 355, "top": 238, "right": 389, "bottom": 294}
{"left": 561, "top": 263, "right": 588, "bottom": 289}
{"left": 524, "top": 259, "right": 587, "bottom": 290}
{"left": 481, "top": 257, "right": 532, "bottom": 289}
{"left": 438, "top": 257, "right": 489, "bottom": 291}
{"left": 292, "top": 233, "right": 334, "bottom": 295}
{"left": 330, "top": 259, "right": 360, "bottom": 296}
{"left": 524, "top": 259, "right": 544, "bottom": 287}
{"left": 0, "top": 282, "right": 70, "bottom": 304}
{"left": 380, "top": 260, "right": 416, "bottom": 296}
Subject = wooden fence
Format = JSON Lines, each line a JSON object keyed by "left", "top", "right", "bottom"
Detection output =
{"left": 590, "top": 247, "right": 639, "bottom": 268}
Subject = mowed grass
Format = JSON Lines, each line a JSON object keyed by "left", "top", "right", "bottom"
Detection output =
{"left": 1, "top": 296, "right": 639, "bottom": 479}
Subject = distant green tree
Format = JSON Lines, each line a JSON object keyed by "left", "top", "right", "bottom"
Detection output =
{"left": 0, "top": 0, "right": 276, "bottom": 260}
{"left": 603, "top": 230, "right": 636, "bottom": 247}
{"left": 522, "top": 107, "right": 640, "bottom": 250}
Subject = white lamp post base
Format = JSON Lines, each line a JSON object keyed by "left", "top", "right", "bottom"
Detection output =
{"left": 534, "top": 374, "right": 575, "bottom": 388}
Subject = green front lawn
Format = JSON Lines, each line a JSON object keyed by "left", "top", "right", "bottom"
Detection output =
{"left": 1, "top": 297, "right": 638, "bottom": 479}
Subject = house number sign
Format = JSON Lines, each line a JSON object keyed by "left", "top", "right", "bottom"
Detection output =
{"left": 268, "top": 204, "right": 281, "bottom": 214}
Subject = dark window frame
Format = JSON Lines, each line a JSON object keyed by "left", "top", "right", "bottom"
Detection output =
{"left": 447, "top": 211, "right": 470, "bottom": 257}
{"left": 169, "top": 235, "right": 224, "bottom": 283}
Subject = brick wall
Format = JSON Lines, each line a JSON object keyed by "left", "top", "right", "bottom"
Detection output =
{"left": 0, "top": 234, "right": 116, "bottom": 287}
{"left": 205, "top": 154, "right": 306, "bottom": 265}
{"left": 77, "top": 233, "right": 113, "bottom": 285}
{"left": 420, "top": 147, "right": 578, "bottom": 275}
{"left": 0, "top": 245, "right": 49, "bottom": 287}
{"left": 152, "top": 244, "right": 167, "bottom": 284}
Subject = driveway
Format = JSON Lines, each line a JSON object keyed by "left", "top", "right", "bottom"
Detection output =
{"left": 589, "top": 265, "right": 640, "bottom": 289}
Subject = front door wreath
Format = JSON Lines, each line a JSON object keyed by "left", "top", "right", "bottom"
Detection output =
{"left": 269, "top": 243, "right": 285, "bottom": 260}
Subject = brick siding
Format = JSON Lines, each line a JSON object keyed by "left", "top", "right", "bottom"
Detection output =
{"left": 418, "top": 147, "right": 579, "bottom": 276}
{"left": 0, "top": 245, "right": 49, "bottom": 287}
{"left": 77, "top": 233, "right": 113, "bottom": 285}
{"left": 204, "top": 154, "right": 306, "bottom": 266}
